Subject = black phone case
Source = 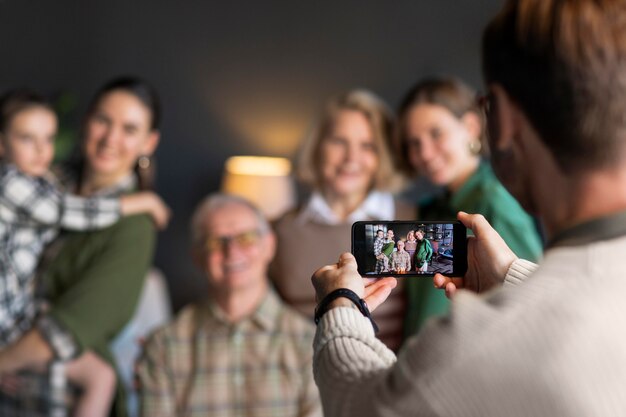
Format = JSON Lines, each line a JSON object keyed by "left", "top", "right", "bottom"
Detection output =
{"left": 351, "top": 220, "right": 467, "bottom": 278}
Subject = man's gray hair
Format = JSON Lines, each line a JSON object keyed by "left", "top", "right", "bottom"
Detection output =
{"left": 190, "top": 193, "right": 270, "bottom": 248}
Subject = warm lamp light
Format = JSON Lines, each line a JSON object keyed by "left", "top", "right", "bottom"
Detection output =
{"left": 221, "top": 156, "right": 295, "bottom": 220}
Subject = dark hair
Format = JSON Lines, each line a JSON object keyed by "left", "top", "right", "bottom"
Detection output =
{"left": 72, "top": 76, "right": 162, "bottom": 190}
{"left": 376, "top": 229, "right": 384, "bottom": 234}
{"left": 0, "top": 89, "right": 54, "bottom": 133}
{"left": 482, "top": 0, "right": 626, "bottom": 174}
{"left": 395, "top": 77, "right": 485, "bottom": 176}
{"left": 86, "top": 76, "right": 161, "bottom": 130}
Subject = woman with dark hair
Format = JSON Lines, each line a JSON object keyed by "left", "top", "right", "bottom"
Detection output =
{"left": 0, "top": 76, "right": 164, "bottom": 417}
{"left": 413, "top": 229, "right": 433, "bottom": 273}
{"left": 396, "top": 77, "right": 543, "bottom": 335}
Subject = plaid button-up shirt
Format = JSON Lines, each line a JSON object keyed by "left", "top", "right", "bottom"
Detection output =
{"left": 137, "top": 288, "right": 322, "bottom": 417}
{"left": 0, "top": 163, "right": 121, "bottom": 346}
{"left": 390, "top": 250, "right": 411, "bottom": 272}
{"left": 373, "top": 236, "right": 385, "bottom": 257}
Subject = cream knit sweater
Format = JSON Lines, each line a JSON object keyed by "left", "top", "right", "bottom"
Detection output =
{"left": 314, "top": 235, "right": 626, "bottom": 416}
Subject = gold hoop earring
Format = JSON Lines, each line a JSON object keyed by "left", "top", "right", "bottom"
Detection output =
{"left": 469, "top": 141, "right": 482, "bottom": 155}
{"left": 138, "top": 155, "right": 151, "bottom": 169}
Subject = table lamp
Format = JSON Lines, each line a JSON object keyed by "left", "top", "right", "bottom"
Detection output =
{"left": 221, "top": 156, "right": 295, "bottom": 220}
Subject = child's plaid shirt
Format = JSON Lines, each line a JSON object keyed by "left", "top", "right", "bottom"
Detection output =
{"left": 0, "top": 162, "right": 121, "bottom": 346}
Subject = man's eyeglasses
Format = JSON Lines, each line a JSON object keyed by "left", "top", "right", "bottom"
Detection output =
{"left": 205, "top": 230, "right": 263, "bottom": 253}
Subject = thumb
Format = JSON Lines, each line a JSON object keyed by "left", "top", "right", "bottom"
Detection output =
{"left": 338, "top": 252, "right": 357, "bottom": 268}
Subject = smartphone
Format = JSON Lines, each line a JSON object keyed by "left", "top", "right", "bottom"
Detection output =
{"left": 351, "top": 220, "right": 467, "bottom": 277}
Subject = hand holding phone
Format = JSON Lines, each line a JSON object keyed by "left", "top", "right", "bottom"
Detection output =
{"left": 433, "top": 212, "right": 520, "bottom": 296}
{"left": 351, "top": 220, "right": 468, "bottom": 277}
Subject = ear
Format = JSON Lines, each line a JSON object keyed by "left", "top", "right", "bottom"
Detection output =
{"left": 487, "top": 83, "right": 520, "bottom": 152}
{"left": 140, "top": 130, "right": 160, "bottom": 156}
{"left": 461, "top": 111, "right": 482, "bottom": 143}
{"left": 262, "top": 230, "right": 277, "bottom": 263}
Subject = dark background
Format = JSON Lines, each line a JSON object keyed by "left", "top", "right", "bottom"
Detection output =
{"left": 0, "top": 0, "right": 503, "bottom": 310}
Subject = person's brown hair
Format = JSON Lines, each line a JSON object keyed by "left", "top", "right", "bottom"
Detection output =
{"left": 296, "top": 89, "right": 402, "bottom": 192}
{"left": 483, "top": 0, "right": 626, "bottom": 174}
{"left": 395, "top": 77, "right": 486, "bottom": 176}
{"left": 0, "top": 89, "right": 54, "bottom": 134}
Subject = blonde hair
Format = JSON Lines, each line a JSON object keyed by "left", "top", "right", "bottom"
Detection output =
{"left": 296, "top": 89, "right": 402, "bottom": 192}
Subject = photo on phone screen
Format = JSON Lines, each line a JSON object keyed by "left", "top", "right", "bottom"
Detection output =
{"left": 351, "top": 221, "right": 467, "bottom": 277}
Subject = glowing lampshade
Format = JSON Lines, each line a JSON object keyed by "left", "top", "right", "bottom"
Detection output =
{"left": 221, "top": 156, "right": 295, "bottom": 220}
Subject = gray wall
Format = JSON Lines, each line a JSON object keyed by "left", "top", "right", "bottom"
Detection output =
{"left": 0, "top": 0, "right": 504, "bottom": 310}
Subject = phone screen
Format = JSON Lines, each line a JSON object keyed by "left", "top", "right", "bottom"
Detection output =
{"left": 351, "top": 221, "right": 467, "bottom": 277}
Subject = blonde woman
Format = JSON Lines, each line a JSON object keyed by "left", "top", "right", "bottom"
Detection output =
{"left": 270, "top": 89, "right": 412, "bottom": 351}
{"left": 404, "top": 230, "right": 417, "bottom": 266}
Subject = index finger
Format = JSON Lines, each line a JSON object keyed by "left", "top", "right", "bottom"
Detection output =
{"left": 433, "top": 273, "right": 464, "bottom": 289}
{"left": 457, "top": 211, "right": 493, "bottom": 239}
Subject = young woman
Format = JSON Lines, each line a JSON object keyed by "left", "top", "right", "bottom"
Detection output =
{"left": 0, "top": 77, "right": 164, "bottom": 417}
{"left": 0, "top": 88, "right": 169, "bottom": 417}
{"left": 396, "top": 77, "right": 543, "bottom": 334}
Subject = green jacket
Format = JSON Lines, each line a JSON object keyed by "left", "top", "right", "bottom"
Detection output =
{"left": 43, "top": 214, "right": 156, "bottom": 417}
{"left": 382, "top": 240, "right": 395, "bottom": 257}
{"left": 414, "top": 238, "right": 433, "bottom": 267}
{"left": 404, "top": 162, "right": 543, "bottom": 338}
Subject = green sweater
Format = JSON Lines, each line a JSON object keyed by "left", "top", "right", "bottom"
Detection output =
{"left": 414, "top": 239, "right": 433, "bottom": 267}
{"left": 382, "top": 240, "right": 395, "bottom": 257}
{"left": 42, "top": 214, "right": 156, "bottom": 417}
{"left": 405, "top": 162, "right": 543, "bottom": 337}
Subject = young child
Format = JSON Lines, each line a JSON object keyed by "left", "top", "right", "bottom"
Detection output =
{"left": 373, "top": 229, "right": 389, "bottom": 273}
{"left": 0, "top": 89, "right": 170, "bottom": 416}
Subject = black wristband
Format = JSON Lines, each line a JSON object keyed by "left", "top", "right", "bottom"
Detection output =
{"left": 314, "top": 288, "right": 379, "bottom": 333}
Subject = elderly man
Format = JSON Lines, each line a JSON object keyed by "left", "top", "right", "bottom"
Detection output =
{"left": 311, "top": 0, "right": 626, "bottom": 416}
{"left": 389, "top": 240, "right": 410, "bottom": 273}
{"left": 137, "top": 194, "right": 320, "bottom": 417}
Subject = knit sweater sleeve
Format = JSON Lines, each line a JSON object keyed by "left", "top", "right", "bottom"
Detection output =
{"left": 314, "top": 307, "right": 442, "bottom": 416}
{"left": 315, "top": 287, "right": 518, "bottom": 417}
{"left": 503, "top": 259, "right": 539, "bottom": 287}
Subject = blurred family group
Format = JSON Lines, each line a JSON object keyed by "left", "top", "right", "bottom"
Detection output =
{"left": 0, "top": 70, "right": 539, "bottom": 416}
{"left": 374, "top": 228, "right": 432, "bottom": 274}
{"left": 1, "top": 0, "right": 625, "bottom": 416}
